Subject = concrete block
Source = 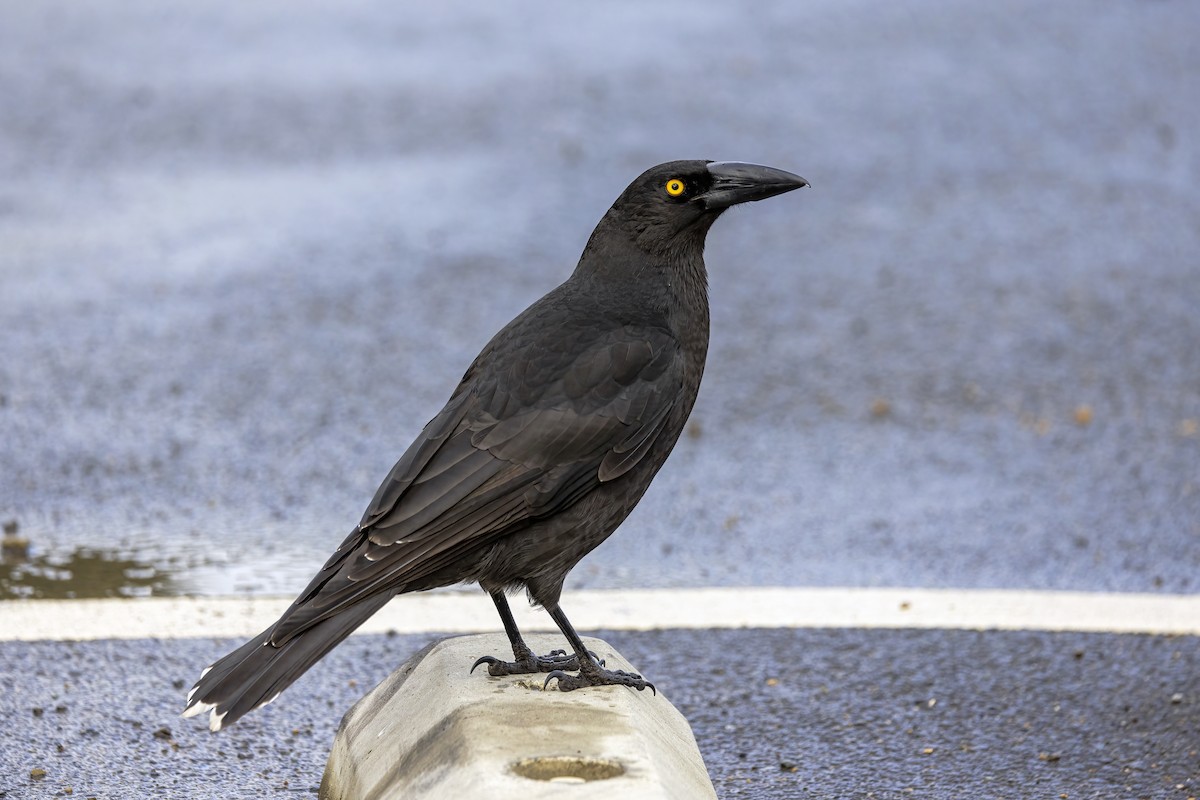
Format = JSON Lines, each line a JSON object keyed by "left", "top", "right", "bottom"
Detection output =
{"left": 320, "top": 633, "right": 717, "bottom": 800}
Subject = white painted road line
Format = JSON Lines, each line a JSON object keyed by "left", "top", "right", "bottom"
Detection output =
{"left": 2, "top": 587, "right": 1197, "bottom": 642}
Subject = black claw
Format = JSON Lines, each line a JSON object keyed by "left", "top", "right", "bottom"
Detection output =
{"left": 470, "top": 655, "right": 499, "bottom": 674}
{"left": 470, "top": 648, "right": 586, "bottom": 677}
{"left": 541, "top": 664, "right": 655, "bottom": 694}
{"left": 474, "top": 647, "right": 646, "bottom": 691}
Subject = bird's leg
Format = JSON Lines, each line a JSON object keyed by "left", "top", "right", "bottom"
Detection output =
{"left": 543, "top": 602, "right": 655, "bottom": 694}
{"left": 471, "top": 590, "right": 585, "bottom": 676}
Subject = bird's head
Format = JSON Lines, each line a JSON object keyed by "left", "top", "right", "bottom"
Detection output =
{"left": 606, "top": 160, "right": 808, "bottom": 254}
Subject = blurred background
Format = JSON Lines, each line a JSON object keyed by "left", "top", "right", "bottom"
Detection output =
{"left": 2, "top": 0, "right": 1198, "bottom": 601}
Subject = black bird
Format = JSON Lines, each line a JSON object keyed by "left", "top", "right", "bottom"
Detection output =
{"left": 183, "top": 160, "right": 807, "bottom": 730}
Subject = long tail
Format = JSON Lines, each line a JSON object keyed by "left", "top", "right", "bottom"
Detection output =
{"left": 181, "top": 593, "right": 392, "bottom": 731}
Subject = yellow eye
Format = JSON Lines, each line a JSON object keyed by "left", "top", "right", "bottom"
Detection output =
{"left": 665, "top": 178, "right": 685, "bottom": 197}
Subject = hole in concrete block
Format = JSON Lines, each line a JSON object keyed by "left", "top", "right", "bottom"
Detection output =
{"left": 510, "top": 755, "right": 624, "bottom": 782}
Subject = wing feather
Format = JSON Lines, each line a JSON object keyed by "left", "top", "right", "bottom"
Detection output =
{"left": 270, "top": 322, "right": 685, "bottom": 646}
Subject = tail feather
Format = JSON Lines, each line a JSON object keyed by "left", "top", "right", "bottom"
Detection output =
{"left": 182, "top": 593, "right": 392, "bottom": 730}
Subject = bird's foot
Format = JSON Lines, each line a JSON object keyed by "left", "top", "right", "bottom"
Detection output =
{"left": 544, "top": 665, "right": 656, "bottom": 695}
{"left": 471, "top": 649, "right": 604, "bottom": 677}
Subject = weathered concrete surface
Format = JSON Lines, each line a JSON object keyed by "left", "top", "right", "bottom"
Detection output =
{"left": 319, "top": 634, "right": 716, "bottom": 800}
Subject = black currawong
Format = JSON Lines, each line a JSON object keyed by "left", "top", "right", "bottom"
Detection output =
{"left": 183, "top": 160, "right": 807, "bottom": 730}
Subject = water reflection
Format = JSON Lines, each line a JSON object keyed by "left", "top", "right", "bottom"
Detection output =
{"left": 1, "top": 546, "right": 176, "bottom": 599}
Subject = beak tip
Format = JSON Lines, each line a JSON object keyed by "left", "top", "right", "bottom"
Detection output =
{"left": 703, "top": 161, "right": 810, "bottom": 208}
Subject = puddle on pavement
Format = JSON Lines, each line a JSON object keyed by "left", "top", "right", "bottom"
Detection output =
{"left": 1, "top": 544, "right": 178, "bottom": 600}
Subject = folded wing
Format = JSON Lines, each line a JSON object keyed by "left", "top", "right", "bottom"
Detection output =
{"left": 268, "top": 323, "right": 683, "bottom": 645}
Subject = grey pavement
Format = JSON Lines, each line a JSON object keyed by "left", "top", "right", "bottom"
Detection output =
{"left": 1, "top": 0, "right": 1198, "bottom": 798}
{"left": 2, "top": 0, "right": 1197, "bottom": 596}
{"left": 1, "top": 630, "right": 1197, "bottom": 799}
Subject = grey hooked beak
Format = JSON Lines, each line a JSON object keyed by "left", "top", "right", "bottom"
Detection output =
{"left": 700, "top": 161, "right": 809, "bottom": 210}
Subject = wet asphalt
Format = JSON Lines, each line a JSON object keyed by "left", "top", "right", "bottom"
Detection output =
{"left": 2, "top": 629, "right": 1197, "bottom": 799}
{"left": 1, "top": 0, "right": 1198, "bottom": 797}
